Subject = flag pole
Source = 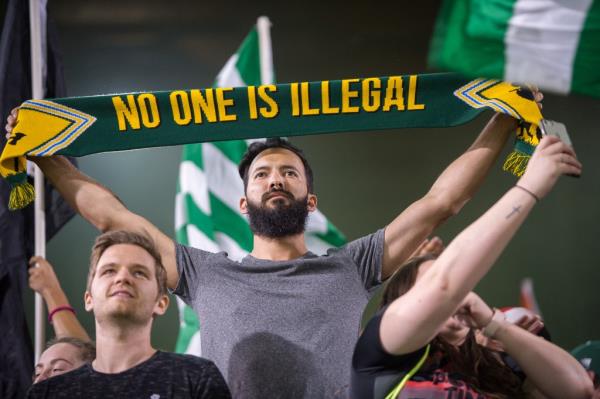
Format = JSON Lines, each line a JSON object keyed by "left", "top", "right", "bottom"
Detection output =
{"left": 256, "top": 16, "right": 274, "bottom": 85}
{"left": 29, "top": 0, "right": 47, "bottom": 363}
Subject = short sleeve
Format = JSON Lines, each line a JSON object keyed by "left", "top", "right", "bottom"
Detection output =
{"left": 171, "top": 243, "right": 225, "bottom": 306}
{"left": 338, "top": 228, "right": 385, "bottom": 291}
{"left": 353, "top": 307, "right": 426, "bottom": 372}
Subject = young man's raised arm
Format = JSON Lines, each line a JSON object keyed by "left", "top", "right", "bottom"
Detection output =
{"left": 33, "top": 155, "right": 179, "bottom": 289}
{"left": 382, "top": 113, "right": 517, "bottom": 279}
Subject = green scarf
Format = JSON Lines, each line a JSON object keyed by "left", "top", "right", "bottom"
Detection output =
{"left": 1, "top": 72, "right": 542, "bottom": 210}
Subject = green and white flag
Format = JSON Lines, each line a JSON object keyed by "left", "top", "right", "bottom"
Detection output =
{"left": 173, "top": 17, "right": 346, "bottom": 355}
{"left": 429, "top": 0, "right": 600, "bottom": 97}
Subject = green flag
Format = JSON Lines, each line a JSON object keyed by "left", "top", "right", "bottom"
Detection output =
{"left": 429, "top": 0, "right": 600, "bottom": 98}
{"left": 173, "top": 17, "right": 346, "bottom": 355}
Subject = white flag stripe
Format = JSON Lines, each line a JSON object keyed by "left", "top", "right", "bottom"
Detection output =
{"left": 178, "top": 161, "right": 211, "bottom": 214}
{"left": 186, "top": 224, "right": 221, "bottom": 253}
{"left": 215, "top": 232, "right": 249, "bottom": 261}
{"left": 176, "top": 297, "right": 187, "bottom": 327}
{"left": 304, "top": 235, "right": 334, "bottom": 256}
{"left": 174, "top": 192, "right": 187, "bottom": 231}
{"left": 184, "top": 331, "right": 202, "bottom": 355}
{"left": 505, "top": 0, "right": 593, "bottom": 93}
{"left": 257, "top": 16, "right": 274, "bottom": 85}
{"left": 215, "top": 54, "right": 245, "bottom": 88}
{"left": 306, "top": 209, "right": 329, "bottom": 234}
{"left": 203, "top": 144, "right": 246, "bottom": 216}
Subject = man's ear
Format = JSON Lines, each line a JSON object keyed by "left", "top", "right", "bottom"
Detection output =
{"left": 307, "top": 193, "right": 318, "bottom": 212}
{"left": 153, "top": 294, "right": 170, "bottom": 317}
{"left": 84, "top": 291, "right": 93, "bottom": 312}
{"left": 240, "top": 196, "right": 248, "bottom": 214}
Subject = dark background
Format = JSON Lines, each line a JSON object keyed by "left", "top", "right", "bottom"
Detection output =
{"left": 24, "top": 0, "right": 599, "bottom": 352}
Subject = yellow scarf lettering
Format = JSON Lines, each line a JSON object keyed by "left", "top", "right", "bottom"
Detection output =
{"left": 248, "top": 85, "right": 279, "bottom": 119}
{"left": 167, "top": 88, "right": 237, "bottom": 126}
{"left": 291, "top": 75, "right": 425, "bottom": 117}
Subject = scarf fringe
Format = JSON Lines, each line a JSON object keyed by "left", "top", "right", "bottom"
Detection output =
{"left": 502, "top": 150, "right": 531, "bottom": 177}
{"left": 503, "top": 122, "right": 540, "bottom": 177}
{"left": 8, "top": 177, "right": 35, "bottom": 210}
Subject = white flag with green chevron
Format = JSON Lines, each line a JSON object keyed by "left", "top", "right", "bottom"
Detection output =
{"left": 173, "top": 17, "right": 346, "bottom": 355}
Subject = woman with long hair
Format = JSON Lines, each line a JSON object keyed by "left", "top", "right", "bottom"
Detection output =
{"left": 350, "top": 135, "right": 593, "bottom": 399}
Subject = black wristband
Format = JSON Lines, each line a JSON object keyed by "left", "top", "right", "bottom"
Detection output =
{"left": 515, "top": 185, "right": 539, "bottom": 202}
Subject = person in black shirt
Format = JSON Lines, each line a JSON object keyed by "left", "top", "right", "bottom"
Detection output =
{"left": 27, "top": 230, "right": 230, "bottom": 398}
{"left": 28, "top": 350, "right": 229, "bottom": 399}
{"left": 351, "top": 135, "right": 592, "bottom": 399}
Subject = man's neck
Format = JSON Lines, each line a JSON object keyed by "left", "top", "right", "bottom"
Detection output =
{"left": 92, "top": 320, "right": 156, "bottom": 374}
{"left": 250, "top": 233, "right": 308, "bottom": 260}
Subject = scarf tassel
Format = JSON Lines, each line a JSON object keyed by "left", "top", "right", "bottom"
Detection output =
{"left": 503, "top": 124, "right": 540, "bottom": 178}
{"left": 502, "top": 150, "right": 531, "bottom": 177}
{"left": 7, "top": 173, "right": 35, "bottom": 210}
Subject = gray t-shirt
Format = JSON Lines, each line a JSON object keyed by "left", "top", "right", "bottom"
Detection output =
{"left": 172, "top": 228, "right": 384, "bottom": 399}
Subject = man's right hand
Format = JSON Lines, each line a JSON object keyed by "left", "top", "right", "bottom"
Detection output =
{"left": 4, "top": 107, "right": 18, "bottom": 138}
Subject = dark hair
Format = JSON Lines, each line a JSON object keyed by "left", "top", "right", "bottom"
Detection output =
{"left": 381, "top": 255, "right": 526, "bottom": 399}
{"left": 380, "top": 254, "right": 437, "bottom": 309}
{"left": 45, "top": 336, "right": 96, "bottom": 364}
{"left": 238, "top": 138, "right": 314, "bottom": 193}
{"left": 87, "top": 230, "right": 168, "bottom": 297}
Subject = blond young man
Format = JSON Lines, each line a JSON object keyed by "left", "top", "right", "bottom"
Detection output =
{"left": 27, "top": 231, "right": 230, "bottom": 399}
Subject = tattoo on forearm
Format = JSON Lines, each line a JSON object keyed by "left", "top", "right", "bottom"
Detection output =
{"left": 506, "top": 205, "right": 522, "bottom": 219}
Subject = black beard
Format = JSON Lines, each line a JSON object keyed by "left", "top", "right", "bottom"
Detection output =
{"left": 246, "top": 190, "right": 309, "bottom": 238}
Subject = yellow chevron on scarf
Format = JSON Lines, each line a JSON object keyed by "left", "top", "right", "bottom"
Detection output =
{"left": 1, "top": 100, "right": 96, "bottom": 210}
{"left": 454, "top": 79, "right": 543, "bottom": 177}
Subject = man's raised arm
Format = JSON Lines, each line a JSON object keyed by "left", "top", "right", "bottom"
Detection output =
{"left": 5, "top": 98, "right": 177, "bottom": 287}
{"left": 33, "top": 155, "right": 179, "bottom": 288}
{"left": 382, "top": 113, "right": 519, "bottom": 279}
